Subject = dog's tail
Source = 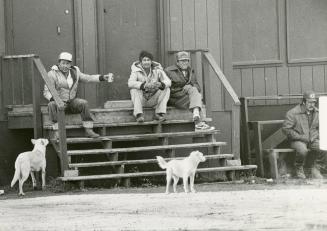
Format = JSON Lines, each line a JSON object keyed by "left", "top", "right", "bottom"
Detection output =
{"left": 11, "top": 160, "right": 20, "bottom": 187}
{"left": 156, "top": 156, "right": 168, "bottom": 169}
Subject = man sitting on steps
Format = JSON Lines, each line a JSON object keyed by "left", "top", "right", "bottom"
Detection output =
{"left": 164, "top": 51, "right": 214, "bottom": 131}
{"left": 43, "top": 52, "right": 114, "bottom": 138}
{"left": 282, "top": 90, "right": 327, "bottom": 179}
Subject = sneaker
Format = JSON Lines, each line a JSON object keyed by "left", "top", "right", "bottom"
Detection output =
{"left": 195, "top": 122, "right": 215, "bottom": 131}
{"left": 311, "top": 167, "right": 323, "bottom": 179}
{"left": 136, "top": 113, "right": 144, "bottom": 123}
{"left": 154, "top": 113, "right": 166, "bottom": 122}
{"left": 295, "top": 166, "right": 306, "bottom": 179}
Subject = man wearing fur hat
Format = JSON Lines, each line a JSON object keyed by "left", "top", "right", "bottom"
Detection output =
{"left": 283, "top": 90, "right": 327, "bottom": 179}
{"left": 165, "top": 51, "right": 213, "bottom": 131}
{"left": 43, "top": 52, "right": 114, "bottom": 138}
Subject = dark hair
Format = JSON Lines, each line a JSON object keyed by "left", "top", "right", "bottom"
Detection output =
{"left": 139, "top": 50, "right": 153, "bottom": 61}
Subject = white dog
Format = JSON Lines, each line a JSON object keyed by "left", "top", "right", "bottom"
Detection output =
{"left": 156, "top": 150, "right": 206, "bottom": 194}
{"left": 11, "top": 138, "right": 49, "bottom": 196}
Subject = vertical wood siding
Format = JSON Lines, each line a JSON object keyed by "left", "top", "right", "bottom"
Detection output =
{"left": 232, "top": 0, "right": 327, "bottom": 105}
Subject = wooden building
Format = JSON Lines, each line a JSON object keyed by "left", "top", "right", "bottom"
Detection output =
{"left": 0, "top": 0, "right": 327, "bottom": 185}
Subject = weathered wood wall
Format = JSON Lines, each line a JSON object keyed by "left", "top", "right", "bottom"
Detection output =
{"left": 161, "top": 0, "right": 233, "bottom": 152}
{"left": 231, "top": 0, "right": 327, "bottom": 103}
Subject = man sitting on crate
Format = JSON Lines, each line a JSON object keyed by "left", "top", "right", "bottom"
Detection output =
{"left": 43, "top": 52, "right": 114, "bottom": 139}
{"left": 164, "top": 51, "right": 213, "bottom": 131}
{"left": 282, "top": 90, "right": 327, "bottom": 179}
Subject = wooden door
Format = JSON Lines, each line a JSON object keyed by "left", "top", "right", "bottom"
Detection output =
{"left": 6, "top": 0, "right": 75, "bottom": 70}
{"left": 98, "top": 0, "right": 159, "bottom": 102}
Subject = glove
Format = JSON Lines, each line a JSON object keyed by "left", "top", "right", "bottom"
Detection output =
{"left": 182, "top": 84, "right": 192, "bottom": 94}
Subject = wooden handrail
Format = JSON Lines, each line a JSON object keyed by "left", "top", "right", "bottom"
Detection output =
{"left": 33, "top": 58, "right": 65, "bottom": 109}
{"left": 33, "top": 57, "right": 68, "bottom": 174}
{"left": 202, "top": 52, "right": 241, "bottom": 105}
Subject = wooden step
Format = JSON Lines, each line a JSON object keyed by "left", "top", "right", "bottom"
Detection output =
{"left": 44, "top": 118, "right": 212, "bottom": 130}
{"left": 59, "top": 165, "right": 258, "bottom": 181}
{"left": 69, "top": 154, "right": 234, "bottom": 168}
{"left": 67, "top": 142, "right": 227, "bottom": 156}
{"left": 60, "top": 129, "right": 219, "bottom": 144}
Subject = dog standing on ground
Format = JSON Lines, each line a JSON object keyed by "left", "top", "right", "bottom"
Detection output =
{"left": 156, "top": 150, "right": 206, "bottom": 194}
{"left": 11, "top": 138, "right": 49, "bottom": 196}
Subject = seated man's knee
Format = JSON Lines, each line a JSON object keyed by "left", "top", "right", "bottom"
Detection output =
{"left": 291, "top": 141, "right": 309, "bottom": 156}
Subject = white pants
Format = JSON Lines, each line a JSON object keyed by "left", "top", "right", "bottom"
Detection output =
{"left": 130, "top": 88, "right": 170, "bottom": 117}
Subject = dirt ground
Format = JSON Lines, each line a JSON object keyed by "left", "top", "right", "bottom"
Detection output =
{"left": 1, "top": 179, "right": 327, "bottom": 231}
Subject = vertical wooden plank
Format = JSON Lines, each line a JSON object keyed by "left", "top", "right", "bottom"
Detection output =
{"left": 289, "top": 66, "right": 301, "bottom": 104}
{"left": 277, "top": 66, "right": 290, "bottom": 104}
{"left": 253, "top": 122, "right": 264, "bottom": 177}
{"left": 232, "top": 68, "right": 242, "bottom": 96}
{"left": 202, "top": 56, "right": 212, "bottom": 118}
{"left": 181, "top": 0, "right": 195, "bottom": 50}
{"left": 231, "top": 105, "right": 240, "bottom": 160}
{"left": 22, "top": 56, "right": 33, "bottom": 104}
{"left": 194, "top": 0, "right": 208, "bottom": 49}
{"left": 0, "top": 57, "right": 3, "bottom": 120}
{"left": 169, "top": 0, "right": 183, "bottom": 50}
{"left": 265, "top": 67, "right": 278, "bottom": 105}
{"left": 31, "top": 58, "right": 42, "bottom": 138}
{"left": 253, "top": 67, "right": 265, "bottom": 105}
{"left": 241, "top": 68, "right": 253, "bottom": 98}
{"left": 300, "top": 66, "right": 313, "bottom": 92}
{"left": 312, "top": 65, "right": 324, "bottom": 93}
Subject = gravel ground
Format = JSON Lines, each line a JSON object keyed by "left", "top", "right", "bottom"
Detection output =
{"left": 1, "top": 179, "right": 327, "bottom": 231}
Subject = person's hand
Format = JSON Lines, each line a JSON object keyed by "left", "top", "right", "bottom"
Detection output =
{"left": 182, "top": 84, "right": 192, "bottom": 94}
{"left": 153, "top": 82, "right": 162, "bottom": 89}
{"left": 103, "top": 73, "right": 114, "bottom": 82}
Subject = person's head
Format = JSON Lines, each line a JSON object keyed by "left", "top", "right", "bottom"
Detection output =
{"left": 303, "top": 90, "right": 317, "bottom": 111}
{"left": 58, "top": 52, "right": 73, "bottom": 73}
{"left": 176, "top": 51, "right": 190, "bottom": 70}
{"left": 139, "top": 51, "right": 153, "bottom": 69}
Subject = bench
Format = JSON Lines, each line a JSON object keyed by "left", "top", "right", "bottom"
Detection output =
{"left": 265, "top": 148, "right": 294, "bottom": 179}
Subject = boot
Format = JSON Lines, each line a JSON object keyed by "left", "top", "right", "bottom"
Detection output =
{"left": 85, "top": 128, "right": 100, "bottom": 138}
{"left": 295, "top": 166, "right": 306, "bottom": 179}
{"left": 83, "top": 121, "right": 100, "bottom": 138}
{"left": 311, "top": 166, "right": 323, "bottom": 179}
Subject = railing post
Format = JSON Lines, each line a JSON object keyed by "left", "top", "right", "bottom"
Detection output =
{"left": 202, "top": 53, "right": 212, "bottom": 118}
{"left": 239, "top": 97, "right": 251, "bottom": 164}
{"left": 31, "top": 56, "right": 43, "bottom": 138}
{"left": 58, "top": 109, "right": 68, "bottom": 175}
{"left": 231, "top": 104, "right": 240, "bottom": 160}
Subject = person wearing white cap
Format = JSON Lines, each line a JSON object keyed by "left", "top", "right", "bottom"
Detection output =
{"left": 43, "top": 52, "right": 114, "bottom": 138}
{"left": 164, "top": 51, "right": 213, "bottom": 131}
{"left": 282, "top": 90, "right": 327, "bottom": 179}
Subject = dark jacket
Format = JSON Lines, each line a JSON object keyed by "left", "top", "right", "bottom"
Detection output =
{"left": 164, "top": 64, "right": 201, "bottom": 97}
{"left": 282, "top": 104, "right": 319, "bottom": 143}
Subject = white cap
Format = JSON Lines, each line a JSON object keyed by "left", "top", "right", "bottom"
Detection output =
{"left": 58, "top": 52, "right": 73, "bottom": 62}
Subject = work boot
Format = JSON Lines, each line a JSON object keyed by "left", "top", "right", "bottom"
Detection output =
{"left": 295, "top": 166, "right": 306, "bottom": 179}
{"left": 136, "top": 113, "right": 144, "bottom": 123}
{"left": 154, "top": 113, "right": 166, "bottom": 122}
{"left": 85, "top": 128, "right": 100, "bottom": 138}
{"left": 82, "top": 121, "right": 100, "bottom": 138}
{"left": 311, "top": 167, "right": 323, "bottom": 179}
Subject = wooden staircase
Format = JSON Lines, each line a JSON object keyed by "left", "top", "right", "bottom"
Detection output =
{"left": 39, "top": 100, "right": 257, "bottom": 185}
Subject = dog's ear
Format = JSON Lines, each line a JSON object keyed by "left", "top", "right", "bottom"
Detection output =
{"left": 31, "top": 139, "right": 36, "bottom": 145}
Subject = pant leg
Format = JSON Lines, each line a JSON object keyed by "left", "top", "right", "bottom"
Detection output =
{"left": 290, "top": 141, "right": 309, "bottom": 167}
{"left": 130, "top": 89, "right": 145, "bottom": 117}
{"left": 187, "top": 86, "right": 202, "bottom": 110}
{"left": 67, "top": 98, "right": 93, "bottom": 121}
{"left": 145, "top": 88, "right": 170, "bottom": 114}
